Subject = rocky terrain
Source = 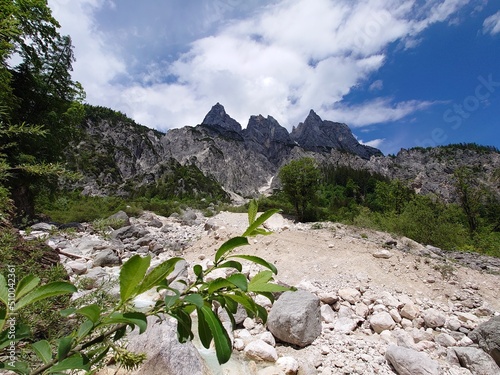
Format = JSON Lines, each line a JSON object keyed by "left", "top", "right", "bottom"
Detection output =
{"left": 24, "top": 210, "right": 500, "bottom": 375}
{"left": 71, "top": 104, "right": 500, "bottom": 202}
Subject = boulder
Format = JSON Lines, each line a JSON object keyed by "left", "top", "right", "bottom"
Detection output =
{"left": 244, "top": 339, "right": 278, "bottom": 362}
{"left": 107, "top": 210, "right": 130, "bottom": 229}
{"left": 111, "top": 225, "right": 148, "bottom": 240}
{"left": 400, "top": 302, "right": 420, "bottom": 320}
{"left": 469, "top": 315, "right": 500, "bottom": 367}
{"left": 450, "top": 347, "right": 499, "bottom": 375}
{"left": 370, "top": 311, "right": 396, "bottom": 333}
{"left": 125, "top": 316, "right": 210, "bottom": 375}
{"left": 385, "top": 345, "right": 440, "bottom": 375}
{"left": 422, "top": 308, "right": 446, "bottom": 328}
{"left": 93, "top": 249, "right": 121, "bottom": 267}
{"left": 337, "top": 288, "right": 361, "bottom": 304}
{"left": 267, "top": 290, "right": 321, "bottom": 347}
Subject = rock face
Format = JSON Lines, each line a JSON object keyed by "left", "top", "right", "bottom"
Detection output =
{"left": 69, "top": 104, "right": 500, "bottom": 202}
{"left": 290, "top": 110, "right": 381, "bottom": 159}
{"left": 469, "top": 315, "right": 500, "bottom": 366}
{"left": 125, "top": 316, "right": 211, "bottom": 375}
{"left": 267, "top": 290, "right": 321, "bottom": 347}
{"left": 450, "top": 346, "right": 499, "bottom": 375}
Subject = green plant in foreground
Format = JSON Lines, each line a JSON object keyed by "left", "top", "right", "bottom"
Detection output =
{"left": 0, "top": 201, "right": 292, "bottom": 374}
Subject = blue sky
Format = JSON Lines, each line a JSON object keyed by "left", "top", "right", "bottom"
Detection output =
{"left": 48, "top": 0, "right": 500, "bottom": 155}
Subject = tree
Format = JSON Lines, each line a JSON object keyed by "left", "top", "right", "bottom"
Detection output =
{"left": 0, "top": 0, "right": 85, "bottom": 221}
{"left": 454, "top": 167, "right": 481, "bottom": 236}
{"left": 278, "top": 157, "right": 320, "bottom": 221}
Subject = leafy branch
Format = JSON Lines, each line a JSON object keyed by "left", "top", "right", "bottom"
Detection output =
{"left": 0, "top": 201, "right": 293, "bottom": 373}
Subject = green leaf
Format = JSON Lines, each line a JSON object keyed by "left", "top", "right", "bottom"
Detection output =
{"left": 77, "top": 319, "right": 94, "bottom": 340}
{"left": 0, "top": 323, "right": 31, "bottom": 350}
{"left": 48, "top": 353, "right": 90, "bottom": 373}
{"left": 0, "top": 308, "right": 5, "bottom": 332}
{"left": 199, "top": 305, "right": 232, "bottom": 364}
{"left": 57, "top": 336, "right": 73, "bottom": 361}
{"left": 32, "top": 340, "right": 52, "bottom": 364}
{"left": 248, "top": 283, "right": 290, "bottom": 293}
{"left": 137, "top": 257, "right": 183, "bottom": 295}
{"left": 59, "top": 307, "right": 76, "bottom": 317}
{"left": 75, "top": 304, "right": 101, "bottom": 323}
{"left": 164, "top": 288, "right": 181, "bottom": 309}
{"left": 207, "top": 278, "right": 234, "bottom": 294}
{"left": 120, "top": 255, "right": 151, "bottom": 303}
{"left": 15, "top": 275, "right": 40, "bottom": 300}
{"left": 248, "top": 199, "right": 258, "bottom": 225}
{"left": 103, "top": 312, "right": 148, "bottom": 334}
{"left": 229, "top": 255, "right": 278, "bottom": 274}
{"left": 215, "top": 237, "right": 249, "bottom": 263}
{"left": 249, "top": 270, "right": 274, "bottom": 285}
{"left": 170, "top": 308, "right": 193, "bottom": 343}
{"left": 114, "top": 326, "right": 127, "bottom": 341}
{"left": 0, "top": 274, "right": 7, "bottom": 306}
{"left": 15, "top": 282, "right": 77, "bottom": 310}
{"left": 224, "top": 293, "right": 258, "bottom": 318}
{"left": 197, "top": 307, "right": 213, "bottom": 349}
{"left": 227, "top": 273, "right": 248, "bottom": 291}
{"left": 217, "top": 260, "right": 242, "bottom": 272}
{"left": 193, "top": 264, "right": 203, "bottom": 278}
{"left": 0, "top": 361, "right": 30, "bottom": 374}
{"left": 223, "top": 295, "right": 238, "bottom": 314}
{"left": 183, "top": 293, "right": 204, "bottom": 308}
{"left": 242, "top": 208, "right": 280, "bottom": 237}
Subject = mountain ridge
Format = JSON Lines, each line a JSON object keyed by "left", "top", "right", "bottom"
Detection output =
{"left": 68, "top": 103, "right": 500, "bottom": 203}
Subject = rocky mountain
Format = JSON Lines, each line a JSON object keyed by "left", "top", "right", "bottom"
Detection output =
{"left": 68, "top": 104, "right": 500, "bottom": 202}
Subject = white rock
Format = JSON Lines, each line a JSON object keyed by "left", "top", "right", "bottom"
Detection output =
{"left": 320, "top": 304, "right": 336, "bottom": 323}
{"left": 67, "top": 260, "right": 88, "bottom": 275}
{"left": 435, "top": 333, "right": 457, "bottom": 347}
{"left": 260, "top": 331, "right": 276, "bottom": 347}
{"left": 373, "top": 250, "right": 393, "bottom": 259}
{"left": 243, "top": 317, "right": 256, "bottom": 330}
{"left": 338, "top": 288, "right": 361, "bottom": 304}
{"left": 422, "top": 308, "right": 446, "bottom": 328}
{"left": 233, "top": 338, "right": 245, "bottom": 351}
{"left": 400, "top": 302, "right": 420, "bottom": 320}
{"left": 334, "top": 317, "right": 358, "bottom": 334}
{"left": 244, "top": 339, "right": 278, "bottom": 362}
{"left": 389, "top": 308, "right": 402, "bottom": 323}
{"left": 370, "top": 312, "right": 396, "bottom": 333}
{"left": 276, "top": 356, "right": 299, "bottom": 375}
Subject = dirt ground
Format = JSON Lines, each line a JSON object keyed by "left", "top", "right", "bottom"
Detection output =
{"left": 182, "top": 212, "right": 500, "bottom": 313}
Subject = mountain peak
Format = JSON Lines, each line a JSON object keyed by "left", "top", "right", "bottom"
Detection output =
{"left": 201, "top": 103, "right": 242, "bottom": 133}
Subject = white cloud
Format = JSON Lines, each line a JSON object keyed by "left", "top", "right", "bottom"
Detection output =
{"left": 48, "top": 0, "right": 471, "bottom": 131}
{"left": 483, "top": 11, "right": 500, "bottom": 35}
{"left": 325, "top": 98, "right": 436, "bottom": 127}
{"left": 369, "top": 80, "right": 384, "bottom": 91}
{"left": 358, "top": 137, "right": 386, "bottom": 148}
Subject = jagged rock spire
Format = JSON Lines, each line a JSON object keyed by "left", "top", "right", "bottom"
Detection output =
{"left": 201, "top": 103, "right": 242, "bottom": 133}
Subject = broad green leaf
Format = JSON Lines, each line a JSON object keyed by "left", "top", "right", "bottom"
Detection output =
{"left": 32, "top": 340, "right": 52, "bottom": 364}
{"left": 249, "top": 270, "right": 274, "bottom": 285}
{"left": 0, "top": 307, "right": 5, "bottom": 332}
{"left": 170, "top": 308, "right": 193, "bottom": 343}
{"left": 0, "top": 274, "right": 8, "bottom": 306}
{"left": 88, "top": 346, "right": 110, "bottom": 366}
{"left": 120, "top": 255, "right": 151, "bottom": 303}
{"left": 199, "top": 305, "right": 232, "bottom": 364}
{"left": 193, "top": 264, "right": 203, "bottom": 278}
{"left": 114, "top": 326, "right": 127, "bottom": 341}
{"left": 76, "top": 304, "right": 101, "bottom": 323}
{"left": 207, "top": 278, "right": 234, "bottom": 294}
{"left": 15, "top": 275, "right": 40, "bottom": 300}
{"left": 248, "top": 199, "right": 258, "bottom": 225}
{"left": 242, "top": 208, "right": 280, "bottom": 237}
{"left": 58, "top": 336, "right": 73, "bottom": 361}
{"left": 224, "top": 293, "right": 257, "bottom": 318}
{"left": 77, "top": 319, "right": 94, "bottom": 340}
{"left": 15, "top": 282, "right": 77, "bottom": 310}
{"left": 217, "top": 260, "right": 242, "bottom": 272}
{"left": 184, "top": 293, "right": 204, "bottom": 308}
{"left": 215, "top": 237, "right": 248, "bottom": 263}
{"left": 0, "top": 323, "right": 31, "bottom": 350}
{"left": 0, "top": 360, "right": 30, "bottom": 374}
{"left": 48, "top": 353, "right": 90, "bottom": 373}
{"left": 137, "top": 257, "right": 183, "bottom": 295}
{"left": 223, "top": 295, "right": 238, "bottom": 314}
{"left": 227, "top": 273, "right": 248, "bottom": 291}
{"left": 248, "top": 283, "right": 290, "bottom": 293}
{"left": 256, "top": 304, "right": 268, "bottom": 323}
{"left": 59, "top": 307, "right": 76, "bottom": 317}
{"left": 197, "top": 307, "right": 213, "bottom": 349}
{"left": 164, "top": 288, "right": 181, "bottom": 309}
{"left": 103, "top": 312, "right": 148, "bottom": 334}
{"left": 229, "top": 255, "right": 278, "bottom": 274}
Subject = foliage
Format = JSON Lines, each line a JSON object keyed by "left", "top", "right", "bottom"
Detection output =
{"left": 278, "top": 157, "right": 321, "bottom": 221}
{"left": 0, "top": 201, "right": 293, "bottom": 373}
{"left": 0, "top": 0, "right": 85, "bottom": 221}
